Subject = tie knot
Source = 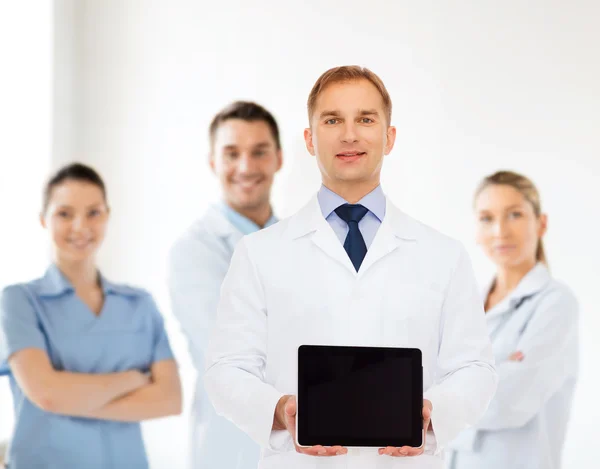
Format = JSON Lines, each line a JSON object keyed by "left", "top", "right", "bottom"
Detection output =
{"left": 334, "top": 204, "right": 369, "bottom": 224}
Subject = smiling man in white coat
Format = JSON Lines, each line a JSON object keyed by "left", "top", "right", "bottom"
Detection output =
{"left": 205, "top": 66, "right": 498, "bottom": 469}
{"left": 168, "top": 101, "right": 282, "bottom": 469}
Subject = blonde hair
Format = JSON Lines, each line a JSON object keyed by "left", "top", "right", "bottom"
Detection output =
{"left": 307, "top": 65, "right": 392, "bottom": 126}
{"left": 475, "top": 170, "right": 548, "bottom": 265}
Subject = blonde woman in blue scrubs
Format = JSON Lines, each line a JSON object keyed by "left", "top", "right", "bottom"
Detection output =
{"left": 0, "top": 163, "right": 182, "bottom": 469}
{"left": 447, "top": 171, "right": 579, "bottom": 469}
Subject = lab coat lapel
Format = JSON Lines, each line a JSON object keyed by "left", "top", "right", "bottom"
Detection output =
{"left": 286, "top": 195, "right": 356, "bottom": 275}
{"left": 204, "top": 205, "right": 244, "bottom": 252}
{"left": 357, "top": 198, "right": 418, "bottom": 278}
{"left": 310, "top": 222, "right": 357, "bottom": 274}
{"left": 485, "top": 263, "right": 551, "bottom": 320}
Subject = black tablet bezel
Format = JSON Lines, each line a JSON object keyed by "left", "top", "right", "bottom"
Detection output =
{"left": 297, "top": 345, "right": 423, "bottom": 448}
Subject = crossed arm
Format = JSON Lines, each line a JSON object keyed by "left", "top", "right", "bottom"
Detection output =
{"left": 9, "top": 348, "right": 182, "bottom": 422}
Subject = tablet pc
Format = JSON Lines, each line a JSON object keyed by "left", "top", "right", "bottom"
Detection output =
{"left": 297, "top": 345, "right": 423, "bottom": 448}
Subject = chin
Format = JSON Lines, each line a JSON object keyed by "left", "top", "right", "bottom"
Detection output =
{"left": 232, "top": 193, "right": 268, "bottom": 211}
{"left": 58, "top": 247, "right": 97, "bottom": 263}
{"left": 493, "top": 255, "right": 526, "bottom": 269}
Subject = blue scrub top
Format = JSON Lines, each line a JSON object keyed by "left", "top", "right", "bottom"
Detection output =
{"left": 0, "top": 264, "right": 175, "bottom": 469}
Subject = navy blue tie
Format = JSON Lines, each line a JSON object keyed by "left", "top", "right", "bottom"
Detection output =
{"left": 334, "top": 204, "right": 369, "bottom": 271}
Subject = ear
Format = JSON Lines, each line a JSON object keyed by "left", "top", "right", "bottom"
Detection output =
{"left": 275, "top": 149, "right": 283, "bottom": 172}
{"left": 538, "top": 213, "right": 548, "bottom": 238}
{"left": 384, "top": 126, "right": 397, "bottom": 155}
{"left": 304, "top": 128, "right": 315, "bottom": 156}
{"left": 209, "top": 153, "right": 216, "bottom": 173}
{"left": 39, "top": 213, "right": 47, "bottom": 229}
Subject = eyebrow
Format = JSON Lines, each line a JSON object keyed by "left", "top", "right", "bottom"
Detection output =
{"left": 359, "top": 109, "right": 380, "bottom": 117}
{"left": 55, "top": 203, "right": 104, "bottom": 210}
{"left": 477, "top": 204, "right": 525, "bottom": 213}
{"left": 319, "top": 109, "right": 380, "bottom": 119}
{"left": 253, "top": 142, "right": 274, "bottom": 149}
{"left": 223, "top": 142, "right": 274, "bottom": 151}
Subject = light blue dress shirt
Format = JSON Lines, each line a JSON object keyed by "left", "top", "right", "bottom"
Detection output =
{"left": 217, "top": 202, "right": 278, "bottom": 234}
{"left": 317, "top": 184, "right": 386, "bottom": 249}
{"left": 0, "top": 264, "right": 174, "bottom": 469}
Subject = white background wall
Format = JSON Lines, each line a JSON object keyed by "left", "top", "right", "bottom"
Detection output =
{"left": 2, "top": 1, "right": 598, "bottom": 467}
{"left": 0, "top": 1, "right": 52, "bottom": 443}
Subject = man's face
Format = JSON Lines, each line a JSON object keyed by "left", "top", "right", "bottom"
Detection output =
{"left": 304, "top": 79, "right": 395, "bottom": 189}
{"left": 211, "top": 119, "right": 282, "bottom": 212}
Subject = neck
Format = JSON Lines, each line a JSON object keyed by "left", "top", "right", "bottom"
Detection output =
{"left": 323, "top": 179, "right": 380, "bottom": 204}
{"left": 493, "top": 259, "right": 537, "bottom": 295}
{"left": 54, "top": 256, "right": 98, "bottom": 290}
{"left": 229, "top": 202, "right": 273, "bottom": 228}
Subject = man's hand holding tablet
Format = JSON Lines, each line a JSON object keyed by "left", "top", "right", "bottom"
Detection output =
{"left": 273, "top": 395, "right": 432, "bottom": 458}
{"left": 273, "top": 395, "right": 348, "bottom": 456}
{"left": 378, "top": 399, "right": 433, "bottom": 457}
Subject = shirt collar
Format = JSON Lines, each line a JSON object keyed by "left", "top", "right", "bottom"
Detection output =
{"left": 217, "top": 202, "right": 278, "bottom": 236}
{"left": 317, "top": 184, "right": 386, "bottom": 222}
{"left": 485, "top": 262, "right": 551, "bottom": 315}
{"left": 38, "top": 264, "right": 120, "bottom": 297}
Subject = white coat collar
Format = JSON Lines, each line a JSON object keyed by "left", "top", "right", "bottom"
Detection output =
{"left": 485, "top": 263, "right": 551, "bottom": 318}
{"left": 202, "top": 204, "right": 243, "bottom": 238}
{"left": 284, "top": 193, "right": 420, "bottom": 277}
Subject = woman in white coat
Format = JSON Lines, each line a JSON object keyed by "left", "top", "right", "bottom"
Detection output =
{"left": 447, "top": 170, "right": 579, "bottom": 469}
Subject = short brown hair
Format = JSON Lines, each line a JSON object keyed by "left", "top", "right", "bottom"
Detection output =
{"left": 475, "top": 170, "right": 548, "bottom": 266}
{"left": 209, "top": 101, "right": 281, "bottom": 151}
{"left": 307, "top": 66, "right": 392, "bottom": 126}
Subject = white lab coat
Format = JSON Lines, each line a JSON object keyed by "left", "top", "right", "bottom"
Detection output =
{"left": 168, "top": 206, "right": 260, "bottom": 469}
{"left": 446, "top": 263, "right": 579, "bottom": 469}
{"left": 205, "top": 195, "right": 498, "bottom": 469}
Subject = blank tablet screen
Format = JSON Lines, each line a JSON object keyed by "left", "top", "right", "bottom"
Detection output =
{"left": 297, "top": 345, "right": 422, "bottom": 448}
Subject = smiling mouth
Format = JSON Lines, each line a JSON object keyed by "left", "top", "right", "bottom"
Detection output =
{"left": 233, "top": 179, "right": 263, "bottom": 190}
{"left": 68, "top": 239, "right": 94, "bottom": 249}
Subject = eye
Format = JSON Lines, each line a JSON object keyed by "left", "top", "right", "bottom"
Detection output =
{"left": 360, "top": 117, "right": 374, "bottom": 124}
{"left": 57, "top": 210, "right": 70, "bottom": 218}
{"left": 508, "top": 211, "right": 523, "bottom": 219}
{"left": 225, "top": 152, "right": 239, "bottom": 160}
{"left": 253, "top": 150, "right": 266, "bottom": 157}
{"left": 325, "top": 118, "right": 339, "bottom": 125}
{"left": 479, "top": 215, "right": 492, "bottom": 223}
{"left": 89, "top": 209, "right": 101, "bottom": 217}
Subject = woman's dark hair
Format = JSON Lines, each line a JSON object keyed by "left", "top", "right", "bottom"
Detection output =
{"left": 42, "top": 163, "right": 107, "bottom": 213}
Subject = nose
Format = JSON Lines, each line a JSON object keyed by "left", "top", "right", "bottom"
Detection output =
{"left": 492, "top": 218, "right": 510, "bottom": 237}
{"left": 237, "top": 152, "right": 257, "bottom": 174}
{"left": 341, "top": 121, "right": 359, "bottom": 144}
{"left": 71, "top": 215, "right": 90, "bottom": 233}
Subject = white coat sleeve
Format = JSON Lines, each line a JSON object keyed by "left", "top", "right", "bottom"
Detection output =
{"left": 204, "top": 238, "right": 284, "bottom": 448}
{"left": 167, "top": 235, "right": 229, "bottom": 372}
{"left": 423, "top": 245, "right": 498, "bottom": 452}
{"left": 475, "top": 286, "right": 579, "bottom": 430}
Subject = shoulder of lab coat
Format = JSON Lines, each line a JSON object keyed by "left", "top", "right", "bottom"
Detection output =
{"left": 475, "top": 278, "right": 579, "bottom": 430}
{"left": 167, "top": 207, "right": 242, "bottom": 369}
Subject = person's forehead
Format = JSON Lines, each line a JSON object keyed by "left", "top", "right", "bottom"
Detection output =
{"left": 214, "top": 119, "right": 275, "bottom": 147}
{"left": 315, "top": 79, "right": 385, "bottom": 112}
{"left": 50, "top": 181, "right": 104, "bottom": 202}
{"left": 476, "top": 185, "right": 528, "bottom": 209}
